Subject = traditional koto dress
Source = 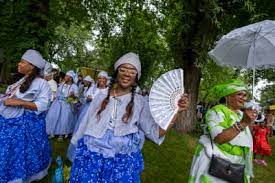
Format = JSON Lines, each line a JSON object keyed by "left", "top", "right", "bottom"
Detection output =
{"left": 188, "top": 81, "right": 253, "bottom": 183}
{"left": 70, "top": 93, "right": 164, "bottom": 182}
{"left": 46, "top": 73, "right": 79, "bottom": 135}
{"left": 69, "top": 53, "right": 165, "bottom": 182}
{"left": 0, "top": 50, "right": 52, "bottom": 183}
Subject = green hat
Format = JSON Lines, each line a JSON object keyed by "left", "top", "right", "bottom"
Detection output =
{"left": 209, "top": 80, "right": 247, "bottom": 101}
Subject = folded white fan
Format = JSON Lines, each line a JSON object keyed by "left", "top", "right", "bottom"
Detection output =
{"left": 149, "top": 69, "right": 184, "bottom": 130}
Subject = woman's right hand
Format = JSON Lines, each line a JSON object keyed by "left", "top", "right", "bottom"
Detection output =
{"left": 241, "top": 109, "right": 257, "bottom": 125}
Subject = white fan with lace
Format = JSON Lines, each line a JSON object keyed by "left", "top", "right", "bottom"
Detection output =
{"left": 149, "top": 69, "right": 184, "bottom": 130}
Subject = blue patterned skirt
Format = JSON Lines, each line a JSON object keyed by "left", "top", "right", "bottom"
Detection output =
{"left": 0, "top": 111, "right": 51, "bottom": 183}
{"left": 69, "top": 139, "right": 144, "bottom": 183}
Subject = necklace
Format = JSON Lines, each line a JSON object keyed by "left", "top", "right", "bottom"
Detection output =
{"left": 0, "top": 77, "right": 26, "bottom": 99}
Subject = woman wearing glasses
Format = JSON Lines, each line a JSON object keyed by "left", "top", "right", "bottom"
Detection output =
{"left": 188, "top": 80, "right": 257, "bottom": 183}
{"left": 69, "top": 52, "right": 189, "bottom": 182}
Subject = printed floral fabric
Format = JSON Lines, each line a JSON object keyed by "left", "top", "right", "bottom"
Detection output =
{"left": 70, "top": 139, "right": 144, "bottom": 183}
{"left": 0, "top": 111, "right": 51, "bottom": 183}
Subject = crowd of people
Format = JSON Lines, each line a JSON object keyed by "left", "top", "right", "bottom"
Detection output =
{"left": 0, "top": 49, "right": 274, "bottom": 183}
{"left": 0, "top": 49, "right": 189, "bottom": 183}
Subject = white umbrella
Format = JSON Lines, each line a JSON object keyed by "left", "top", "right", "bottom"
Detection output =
{"left": 209, "top": 20, "right": 275, "bottom": 98}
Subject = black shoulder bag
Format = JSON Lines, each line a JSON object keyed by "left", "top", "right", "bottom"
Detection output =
{"left": 208, "top": 134, "right": 245, "bottom": 183}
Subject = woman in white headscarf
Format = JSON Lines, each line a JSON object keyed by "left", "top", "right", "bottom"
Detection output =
{"left": 0, "top": 49, "right": 52, "bottom": 182}
{"left": 67, "top": 75, "right": 95, "bottom": 161}
{"left": 91, "top": 70, "right": 109, "bottom": 97}
{"left": 46, "top": 70, "right": 79, "bottom": 141}
{"left": 69, "top": 52, "right": 189, "bottom": 182}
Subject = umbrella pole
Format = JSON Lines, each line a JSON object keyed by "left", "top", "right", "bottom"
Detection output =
{"left": 252, "top": 67, "right": 256, "bottom": 100}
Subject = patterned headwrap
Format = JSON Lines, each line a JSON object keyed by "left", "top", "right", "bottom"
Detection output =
{"left": 209, "top": 80, "right": 247, "bottom": 101}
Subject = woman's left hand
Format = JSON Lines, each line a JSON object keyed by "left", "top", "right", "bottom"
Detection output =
{"left": 177, "top": 93, "right": 189, "bottom": 112}
{"left": 4, "top": 98, "right": 23, "bottom": 107}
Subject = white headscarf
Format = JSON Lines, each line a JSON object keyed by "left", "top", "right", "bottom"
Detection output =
{"left": 21, "top": 49, "right": 46, "bottom": 70}
{"left": 97, "top": 71, "right": 109, "bottom": 78}
{"left": 84, "top": 75, "right": 94, "bottom": 83}
{"left": 114, "top": 52, "right": 141, "bottom": 79}
{"left": 43, "top": 62, "right": 53, "bottom": 76}
{"left": 66, "top": 70, "right": 78, "bottom": 83}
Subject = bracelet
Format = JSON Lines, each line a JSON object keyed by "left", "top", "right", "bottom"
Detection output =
{"left": 233, "top": 123, "right": 241, "bottom": 132}
{"left": 235, "top": 121, "right": 244, "bottom": 131}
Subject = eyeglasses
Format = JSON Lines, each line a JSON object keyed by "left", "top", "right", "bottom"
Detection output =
{"left": 118, "top": 67, "right": 137, "bottom": 76}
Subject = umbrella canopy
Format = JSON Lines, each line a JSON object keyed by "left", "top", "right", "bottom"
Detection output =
{"left": 208, "top": 20, "right": 275, "bottom": 97}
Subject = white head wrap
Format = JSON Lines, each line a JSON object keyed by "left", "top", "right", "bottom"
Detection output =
{"left": 43, "top": 62, "right": 53, "bottom": 76}
{"left": 84, "top": 75, "right": 94, "bottom": 83}
{"left": 97, "top": 71, "right": 108, "bottom": 78}
{"left": 114, "top": 52, "right": 141, "bottom": 79}
{"left": 66, "top": 70, "right": 78, "bottom": 83}
{"left": 21, "top": 49, "right": 46, "bottom": 70}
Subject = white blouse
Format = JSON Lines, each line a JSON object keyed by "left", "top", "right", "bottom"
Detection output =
{"left": 0, "top": 78, "right": 51, "bottom": 119}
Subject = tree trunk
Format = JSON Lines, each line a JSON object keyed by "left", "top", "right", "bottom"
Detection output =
{"left": 172, "top": 0, "right": 213, "bottom": 133}
{"left": 174, "top": 62, "right": 201, "bottom": 133}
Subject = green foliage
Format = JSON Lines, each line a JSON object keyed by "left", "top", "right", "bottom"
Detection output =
{"left": 0, "top": 0, "right": 49, "bottom": 68}
{"left": 1, "top": 0, "right": 275, "bottom": 131}
{"left": 260, "top": 84, "right": 275, "bottom": 106}
{"left": 199, "top": 60, "right": 239, "bottom": 102}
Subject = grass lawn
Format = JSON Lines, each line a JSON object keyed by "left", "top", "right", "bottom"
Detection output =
{"left": 38, "top": 130, "right": 275, "bottom": 183}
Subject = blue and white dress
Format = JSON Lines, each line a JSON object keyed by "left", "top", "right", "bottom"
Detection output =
{"left": 69, "top": 93, "right": 164, "bottom": 182}
{"left": 0, "top": 77, "right": 52, "bottom": 183}
{"left": 46, "top": 83, "right": 79, "bottom": 135}
{"left": 67, "top": 86, "right": 108, "bottom": 161}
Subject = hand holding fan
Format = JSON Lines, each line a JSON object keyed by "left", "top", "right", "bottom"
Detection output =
{"left": 149, "top": 69, "right": 184, "bottom": 130}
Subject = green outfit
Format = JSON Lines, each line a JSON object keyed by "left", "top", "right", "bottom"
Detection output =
{"left": 188, "top": 105, "right": 253, "bottom": 183}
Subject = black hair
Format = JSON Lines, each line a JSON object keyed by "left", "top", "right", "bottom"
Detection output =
{"left": 97, "top": 71, "right": 138, "bottom": 123}
{"left": 20, "top": 67, "right": 40, "bottom": 93}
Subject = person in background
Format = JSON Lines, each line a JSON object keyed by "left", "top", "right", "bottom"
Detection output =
{"left": 92, "top": 71, "right": 109, "bottom": 97}
{"left": 253, "top": 115, "right": 272, "bottom": 166}
{"left": 67, "top": 71, "right": 109, "bottom": 162}
{"left": 58, "top": 71, "right": 66, "bottom": 84}
{"left": 46, "top": 70, "right": 79, "bottom": 141}
{"left": 67, "top": 75, "right": 95, "bottom": 161}
{"left": 44, "top": 71, "right": 58, "bottom": 102}
{"left": 265, "top": 109, "right": 274, "bottom": 136}
{"left": 0, "top": 49, "right": 51, "bottom": 182}
{"left": 77, "top": 74, "right": 84, "bottom": 94}
{"left": 74, "top": 75, "right": 94, "bottom": 131}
